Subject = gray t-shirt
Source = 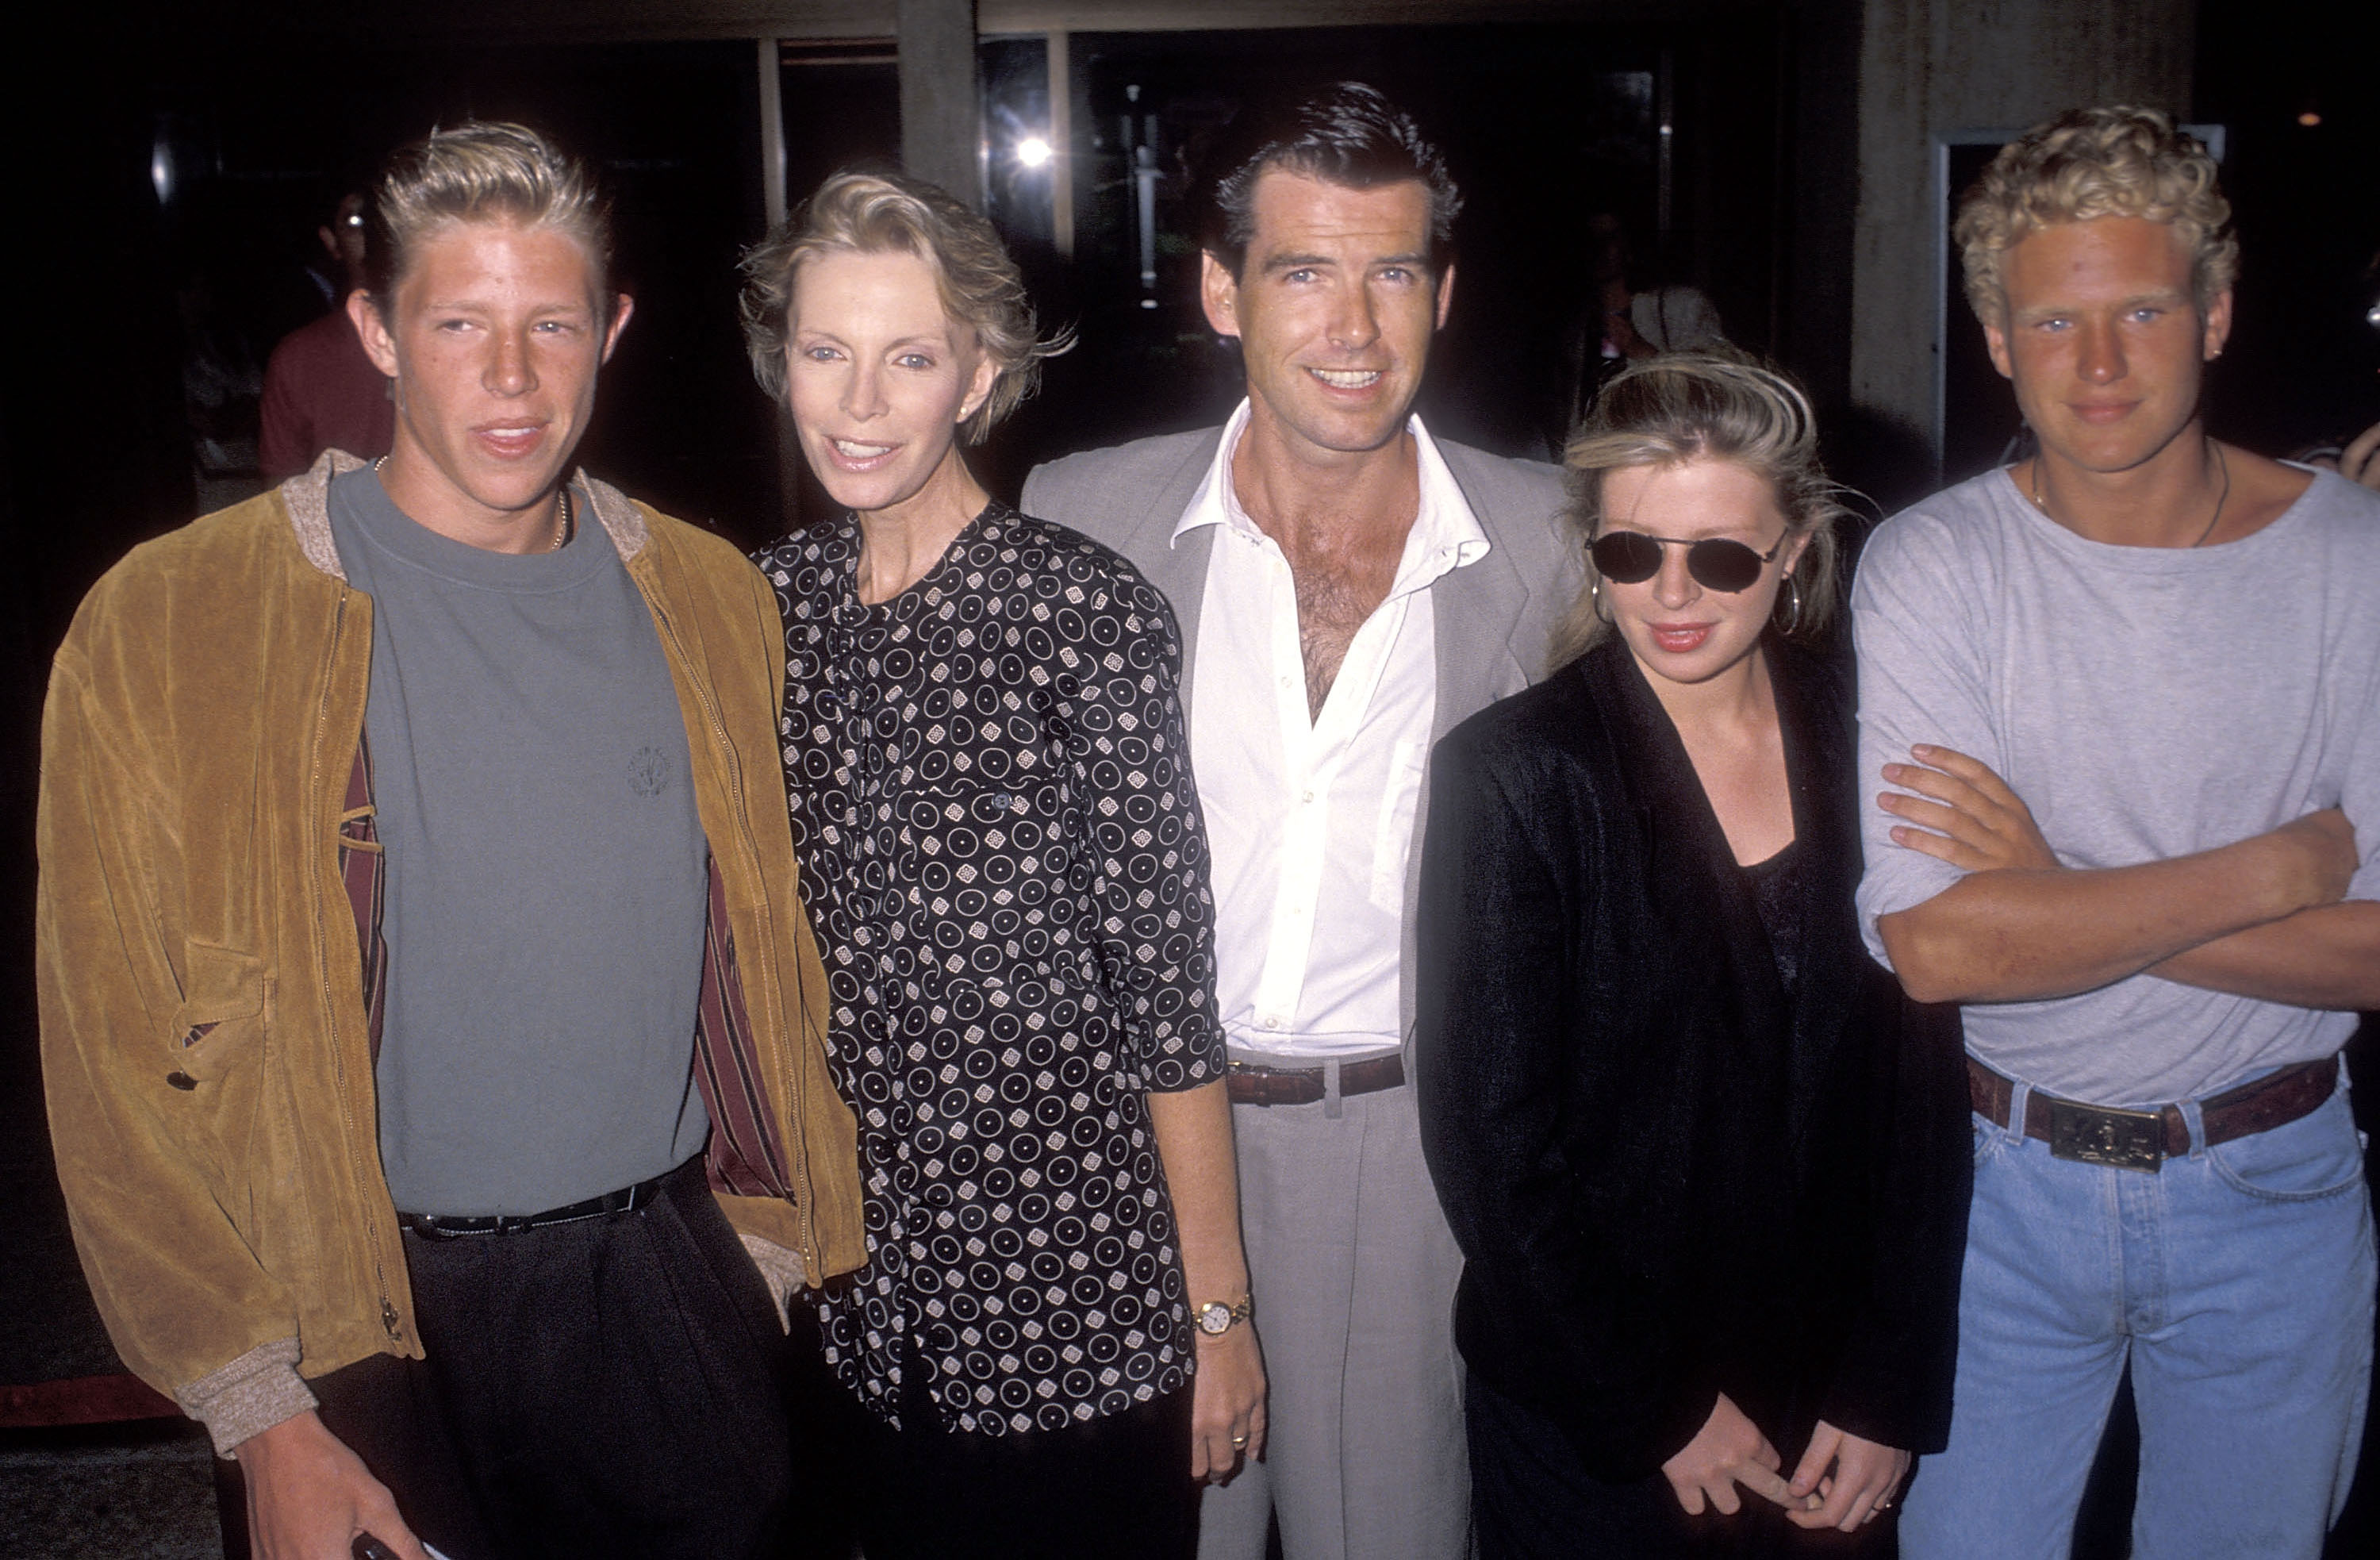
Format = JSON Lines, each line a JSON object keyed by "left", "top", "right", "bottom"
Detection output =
{"left": 330, "top": 470, "right": 711, "bottom": 1215}
{"left": 1853, "top": 465, "right": 2380, "bottom": 1105}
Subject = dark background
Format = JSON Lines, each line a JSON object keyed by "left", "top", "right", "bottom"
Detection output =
{"left": 5, "top": 3, "right": 2377, "bottom": 1554}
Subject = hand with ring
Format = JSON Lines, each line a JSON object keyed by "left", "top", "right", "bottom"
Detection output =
{"left": 1190, "top": 1315, "right": 1267, "bottom": 1483}
{"left": 1784, "top": 1420, "right": 1910, "bottom": 1531}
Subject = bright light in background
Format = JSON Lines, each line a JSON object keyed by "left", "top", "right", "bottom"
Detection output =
{"left": 2297, "top": 111, "right": 2322, "bottom": 128}
{"left": 1017, "top": 136, "right": 1053, "bottom": 168}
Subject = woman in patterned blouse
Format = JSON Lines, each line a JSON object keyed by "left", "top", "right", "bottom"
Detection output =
{"left": 740, "top": 169, "right": 1265, "bottom": 1560}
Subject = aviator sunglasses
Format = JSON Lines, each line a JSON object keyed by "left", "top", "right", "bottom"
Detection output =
{"left": 1589, "top": 529, "right": 1787, "bottom": 594}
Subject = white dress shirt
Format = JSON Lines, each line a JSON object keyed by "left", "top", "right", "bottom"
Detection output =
{"left": 1181, "top": 402, "right": 1491, "bottom": 1059}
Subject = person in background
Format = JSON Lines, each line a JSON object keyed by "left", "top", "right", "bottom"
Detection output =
{"left": 1560, "top": 210, "right": 1727, "bottom": 438}
{"left": 2328, "top": 418, "right": 2380, "bottom": 486}
{"left": 40, "top": 121, "right": 864, "bottom": 1560}
{"left": 2295, "top": 248, "right": 2380, "bottom": 491}
{"left": 1589, "top": 210, "right": 1726, "bottom": 357}
{"left": 1856, "top": 106, "right": 2380, "bottom": 1559}
{"left": 1418, "top": 352, "right": 1969, "bottom": 1558}
{"left": 259, "top": 189, "right": 395, "bottom": 479}
{"left": 2332, "top": 418, "right": 2380, "bottom": 486}
{"left": 742, "top": 167, "right": 1263, "bottom": 1560}
{"left": 1024, "top": 81, "right": 1576, "bottom": 1560}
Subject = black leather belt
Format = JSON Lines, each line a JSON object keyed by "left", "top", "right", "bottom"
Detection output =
{"left": 1226, "top": 1054, "right": 1404, "bottom": 1108}
{"left": 1967, "top": 1055, "right": 2340, "bottom": 1174}
{"left": 398, "top": 1170, "right": 670, "bottom": 1239}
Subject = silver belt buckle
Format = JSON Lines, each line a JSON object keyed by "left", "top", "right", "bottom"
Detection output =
{"left": 2048, "top": 1098, "right": 2165, "bottom": 1172}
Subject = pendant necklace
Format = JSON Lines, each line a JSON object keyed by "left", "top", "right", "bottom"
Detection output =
{"left": 2030, "top": 442, "right": 2229, "bottom": 547}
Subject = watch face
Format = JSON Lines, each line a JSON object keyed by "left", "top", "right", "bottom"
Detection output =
{"left": 1199, "top": 1302, "right": 1230, "bottom": 1335}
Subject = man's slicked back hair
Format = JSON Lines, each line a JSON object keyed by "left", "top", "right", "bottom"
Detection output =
{"left": 363, "top": 121, "right": 615, "bottom": 314}
{"left": 1192, "top": 81, "right": 1461, "bottom": 279}
{"left": 1955, "top": 106, "right": 2236, "bottom": 325}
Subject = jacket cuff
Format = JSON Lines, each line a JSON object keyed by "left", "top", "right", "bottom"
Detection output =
{"left": 176, "top": 1337, "right": 317, "bottom": 1457}
{"left": 739, "top": 1232, "right": 808, "bottom": 1333}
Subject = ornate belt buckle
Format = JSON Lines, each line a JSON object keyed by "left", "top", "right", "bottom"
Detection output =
{"left": 2048, "top": 1098, "right": 2164, "bottom": 1172}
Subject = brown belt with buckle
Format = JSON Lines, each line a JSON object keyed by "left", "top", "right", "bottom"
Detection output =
{"left": 1226, "top": 1054, "right": 1405, "bottom": 1107}
{"left": 1967, "top": 1055, "right": 2340, "bottom": 1173}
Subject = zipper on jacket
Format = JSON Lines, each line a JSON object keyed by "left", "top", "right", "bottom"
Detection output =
{"left": 310, "top": 590, "right": 401, "bottom": 1343}
{"left": 647, "top": 588, "right": 821, "bottom": 1266}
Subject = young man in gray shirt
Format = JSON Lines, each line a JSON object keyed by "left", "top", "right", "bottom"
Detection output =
{"left": 40, "top": 124, "right": 864, "bottom": 1560}
{"left": 1853, "top": 107, "right": 2380, "bottom": 1559}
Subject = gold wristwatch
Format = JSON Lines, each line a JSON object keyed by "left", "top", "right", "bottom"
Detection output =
{"left": 1196, "top": 1293, "right": 1253, "bottom": 1337}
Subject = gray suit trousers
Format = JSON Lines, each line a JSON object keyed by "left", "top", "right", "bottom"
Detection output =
{"left": 1197, "top": 1082, "right": 1468, "bottom": 1560}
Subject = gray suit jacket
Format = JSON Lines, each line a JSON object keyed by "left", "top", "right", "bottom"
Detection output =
{"left": 1021, "top": 425, "right": 1580, "bottom": 1037}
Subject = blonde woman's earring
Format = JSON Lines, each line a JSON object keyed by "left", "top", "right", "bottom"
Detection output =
{"left": 1772, "top": 572, "right": 1804, "bottom": 636}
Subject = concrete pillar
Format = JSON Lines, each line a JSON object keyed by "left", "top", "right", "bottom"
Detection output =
{"left": 758, "top": 37, "right": 789, "bottom": 231}
{"left": 1047, "top": 29, "right": 1073, "bottom": 259}
{"left": 899, "top": 0, "right": 980, "bottom": 206}
{"left": 1848, "top": 0, "right": 2195, "bottom": 467}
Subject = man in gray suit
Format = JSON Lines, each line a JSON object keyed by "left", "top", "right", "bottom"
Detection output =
{"left": 1023, "top": 82, "right": 1575, "bottom": 1560}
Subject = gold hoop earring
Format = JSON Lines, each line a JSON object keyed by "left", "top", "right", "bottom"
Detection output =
{"left": 1591, "top": 574, "right": 1613, "bottom": 624}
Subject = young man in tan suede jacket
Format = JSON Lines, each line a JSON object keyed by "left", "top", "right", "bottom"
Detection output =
{"left": 38, "top": 123, "right": 862, "bottom": 1560}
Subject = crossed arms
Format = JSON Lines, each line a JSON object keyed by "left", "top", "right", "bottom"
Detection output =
{"left": 1874, "top": 743, "right": 2378, "bottom": 1011}
{"left": 1852, "top": 510, "right": 2380, "bottom": 1015}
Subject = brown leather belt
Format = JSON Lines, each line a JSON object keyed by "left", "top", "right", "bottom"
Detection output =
{"left": 1967, "top": 1055, "right": 2340, "bottom": 1173}
{"left": 1226, "top": 1054, "right": 1406, "bottom": 1108}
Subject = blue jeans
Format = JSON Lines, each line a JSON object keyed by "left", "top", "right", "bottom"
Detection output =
{"left": 1899, "top": 1074, "right": 2374, "bottom": 1560}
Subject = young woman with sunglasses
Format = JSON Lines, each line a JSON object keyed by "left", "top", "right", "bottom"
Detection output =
{"left": 1415, "top": 352, "right": 1971, "bottom": 1557}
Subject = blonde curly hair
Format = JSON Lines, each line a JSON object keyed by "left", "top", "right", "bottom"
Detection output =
{"left": 1955, "top": 106, "right": 2236, "bottom": 325}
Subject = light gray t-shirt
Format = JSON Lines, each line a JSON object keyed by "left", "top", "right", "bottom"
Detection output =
{"left": 330, "top": 469, "right": 711, "bottom": 1215}
{"left": 1853, "top": 465, "right": 2380, "bottom": 1105}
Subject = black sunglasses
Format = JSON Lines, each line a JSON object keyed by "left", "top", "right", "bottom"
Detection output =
{"left": 1589, "top": 530, "right": 1787, "bottom": 594}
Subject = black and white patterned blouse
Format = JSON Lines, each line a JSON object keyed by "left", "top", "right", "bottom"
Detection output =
{"left": 755, "top": 503, "right": 1224, "bottom": 1435}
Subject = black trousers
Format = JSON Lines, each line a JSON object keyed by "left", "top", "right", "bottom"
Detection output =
{"left": 793, "top": 1324, "right": 1198, "bottom": 1560}
{"left": 307, "top": 1158, "right": 804, "bottom": 1560}
{"left": 1468, "top": 1372, "right": 1891, "bottom": 1560}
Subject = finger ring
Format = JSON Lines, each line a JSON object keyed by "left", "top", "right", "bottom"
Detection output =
{"left": 1231, "top": 1433, "right": 1250, "bottom": 1448}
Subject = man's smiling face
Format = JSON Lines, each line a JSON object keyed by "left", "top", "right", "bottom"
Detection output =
{"left": 1202, "top": 169, "right": 1452, "bottom": 461}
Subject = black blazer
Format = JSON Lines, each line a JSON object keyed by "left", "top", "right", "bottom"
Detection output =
{"left": 1415, "top": 636, "right": 1970, "bottom": 1484}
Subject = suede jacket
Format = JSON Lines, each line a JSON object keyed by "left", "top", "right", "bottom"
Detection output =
{"left": 38, "top": 452, "right": 866, "bottom": 1452}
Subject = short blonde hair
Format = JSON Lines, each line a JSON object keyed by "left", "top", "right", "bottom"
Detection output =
{"left": 1553, "top": 352, "right": 1848, "bottom": 666}
{"left": 363, "top": 121, "right": 613, "bottom": 315}
{"left": 740, "top": 168, "right": 1071, "bottom": 445}
{"left": 1956, "top": 106, "right": 2236, "bottom": 324}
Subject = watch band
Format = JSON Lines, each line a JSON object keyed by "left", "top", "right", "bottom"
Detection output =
{"left": 1197, "top": 1293, "right": 1253, "bottom": 1335}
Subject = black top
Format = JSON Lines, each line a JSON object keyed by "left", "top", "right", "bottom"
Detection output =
{"left": 754, "top": 504, "right": 1225, "bottom": 1435}
{"left": 1415, "top": 636, "right": 1971, "bottom": 1483}
{"left": 1741, "top": 840, "right": 1806, "bottom": 997}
